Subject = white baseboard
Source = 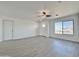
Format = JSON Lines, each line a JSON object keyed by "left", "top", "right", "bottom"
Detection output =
{"left": 49, "top": 36, "right": 79, "bottom": 43}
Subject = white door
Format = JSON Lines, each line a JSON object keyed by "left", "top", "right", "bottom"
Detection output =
{"left": 3, "top": 20, "right": 14, "bottom": 41}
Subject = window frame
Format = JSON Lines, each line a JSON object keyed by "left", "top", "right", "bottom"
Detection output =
{"left": 54, "top": 19, "right": 74, "bottom": 35}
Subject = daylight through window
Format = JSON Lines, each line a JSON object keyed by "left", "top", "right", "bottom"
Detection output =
{"left": 55, "top": 20, "right": 73, "bottom": 35}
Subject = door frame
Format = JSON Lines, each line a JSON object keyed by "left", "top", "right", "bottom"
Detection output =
{"left": 2, "top": 20, "right": 14, "bottom": 41}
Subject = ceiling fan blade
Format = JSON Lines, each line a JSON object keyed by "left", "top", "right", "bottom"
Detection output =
{"left": 46, "top": 15, "right": 51, "bottom": 17}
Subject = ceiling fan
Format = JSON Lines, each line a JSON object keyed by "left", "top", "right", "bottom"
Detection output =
{"left": 37, "top": 10, "right": 52, "bottom": 18}
{"left": 36, "top": 2, "right": 52, "bottom": 21}
{"left": 36, "top": 1, "right": 62, "bottom": 19}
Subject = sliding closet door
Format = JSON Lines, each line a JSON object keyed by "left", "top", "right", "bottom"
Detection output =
{"left": 3, "top": 20, "right": 14, "bottom": 41}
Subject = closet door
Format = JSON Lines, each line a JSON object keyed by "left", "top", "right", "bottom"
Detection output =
{"left": 3, "top": 20, "right": 14, "bottom": 41}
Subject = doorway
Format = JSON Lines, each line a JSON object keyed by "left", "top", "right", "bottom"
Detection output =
{"left": 2, "top": 20, "right": 14, "bottom": 41}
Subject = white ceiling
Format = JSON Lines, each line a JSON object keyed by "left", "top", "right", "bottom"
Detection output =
{"left": 0, "top": 1, "right": 79, "bottom": 21}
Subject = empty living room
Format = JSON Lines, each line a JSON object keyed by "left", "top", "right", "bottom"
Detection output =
{"left": 0, "top": 0, "right": 79, "bottom": 58}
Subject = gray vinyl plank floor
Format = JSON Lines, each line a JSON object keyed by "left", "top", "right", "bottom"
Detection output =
{"left": 0, "top": 36, "right": 79, "bottom": 57}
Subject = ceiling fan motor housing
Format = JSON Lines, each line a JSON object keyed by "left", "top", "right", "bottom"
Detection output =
{"left": 42, "top": 11, "right": 46, "bottom": 15}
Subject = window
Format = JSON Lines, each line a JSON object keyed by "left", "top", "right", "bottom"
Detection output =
{"left": 55, "top": 22, "right": 62, "bottom": 34}
{"left": 63, "top": 21, "right": 73, "bottom": 35}
{"left": 55, "top": 20, "right": 74, "bottom": 35}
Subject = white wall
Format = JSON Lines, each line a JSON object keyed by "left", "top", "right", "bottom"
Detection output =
{"left": 39, "top": 20, "right": 49, "bottom": 37}
{"left": 0, "top": 17, "right": 38, "bottom": 41}
{"left": 35, "top": 21, "right": 41, "bottom": 36}
{"left": 39, "top": 14, "right": 79, "bottom": 42}
{"left": 0, "top": 19, "right": 2, "bottom": 41}
{"left": 13, "top": 19, "right": 38, "bottom": 39}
